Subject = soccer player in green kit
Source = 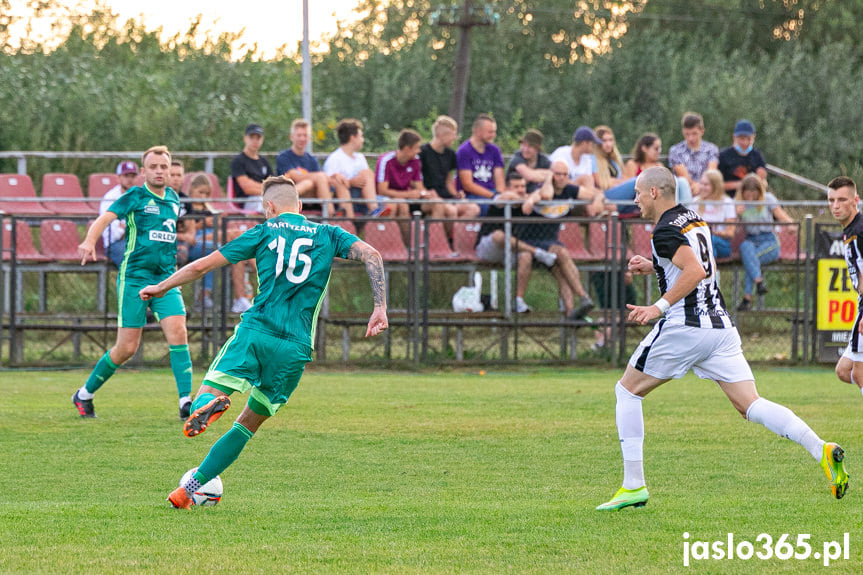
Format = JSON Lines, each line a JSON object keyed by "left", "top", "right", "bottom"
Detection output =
{"left": 138, "top": 175, "right": 389, "bottom": 509}
{"left": 74, "top": 146, "right": 194, "bottom": 420}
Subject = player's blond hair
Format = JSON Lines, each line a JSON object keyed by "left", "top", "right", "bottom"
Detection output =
{"left": 262, "top": 175, "right": 299, "bottom": 211}
{"left": 142, "top": 145, "right": 171, "bottom": 165}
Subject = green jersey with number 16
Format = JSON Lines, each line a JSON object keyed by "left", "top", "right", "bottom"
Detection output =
{"left": 220, "top": 212, "right": 360, "bottom": 348}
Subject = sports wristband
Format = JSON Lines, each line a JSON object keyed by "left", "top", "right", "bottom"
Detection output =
{"left": 654, "top": 297, "right": 671, "bottom": 314}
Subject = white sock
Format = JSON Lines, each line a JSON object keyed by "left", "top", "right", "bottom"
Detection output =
{"left": 77, "top": 386, "right": 94, "bottom": 400}
{"left": 615, "top": 382, "right": 646, "bottom": 489}
{"left": 179, "top": 396, "right": 191, "bottom": 408}
{"left": 859, "top": 386, "right": 863, "bottom": 397}
{"left": 746, "top": 397, "right": 824, "bottom": 461}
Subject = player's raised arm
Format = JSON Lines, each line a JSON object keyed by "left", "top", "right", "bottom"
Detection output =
{"left": 140, "top": 251, "right": 230, "bottom": 301}
{"left": 78, "top": 211, "right": 118, "bottom": 265}
{"left": 345, "top": 240, "right": 388, "bottom": 337}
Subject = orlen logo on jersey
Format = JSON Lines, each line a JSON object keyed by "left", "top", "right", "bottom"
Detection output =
{"left": 149, "top": 230, "right": 176, "bottom": 243}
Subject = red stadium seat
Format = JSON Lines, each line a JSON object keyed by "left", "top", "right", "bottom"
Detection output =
{"left": 411, "top": 222, "right": 456, "bottom": 261}
{"left": 0, "top": 174, "right": 54, "bottom": 216}
{"left": 558, "top": 222, "right": 593, "bottom": 260}
{"left": 2, "top": 219, "right": 50, "bottom": 262}
{"left": 41, "top": 173, "right": 96, "bottom": 215}
{"left": 225, "top": 178, "right": 260, "bottom": 215}
{"left": 362, "top": 220, "right": 408, "bottom": 262}
{"left": 452, "top": 221, "right": 481, "bottom": 261}
{"left": 777, "top": 225, "right": 805, "bottom": 260}
{"left": 331, "top": 219, "right": 358, "bottom": 236}
{"left": 628, "top": 222, "right": 653, "bottom": 258}
{"left": 40, "top": 219, "right": 84, "bottom": 261}
{"left": 587, "top": 222, "right": 611, "bottom": 260}
{"left": 87, "top": 173, "right": 119, "bottom": 210}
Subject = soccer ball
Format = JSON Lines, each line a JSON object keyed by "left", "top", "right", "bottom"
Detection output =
{"left": 180, "top": 467, "right": 223, "bottom": 506}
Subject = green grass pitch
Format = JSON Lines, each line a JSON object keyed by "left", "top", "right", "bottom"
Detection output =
{"left": 1, "top": 366, "right": 860, "bottom": 574}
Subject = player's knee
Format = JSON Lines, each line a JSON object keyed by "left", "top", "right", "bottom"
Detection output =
{"left": 112, "top": 342, "right": 138, "bottom": 363}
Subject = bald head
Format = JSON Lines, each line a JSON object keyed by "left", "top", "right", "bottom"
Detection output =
{"left": 636, "top": 166, "right": 677, "bottom": 199}
{"left": 261, "top": 175, "right": 300, "bottom": 215}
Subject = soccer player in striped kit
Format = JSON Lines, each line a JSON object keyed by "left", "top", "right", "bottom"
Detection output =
{"left": 828, "top": 176, "right": 863, "bottom": 394}
{"left": 597, "top": 166, "right": 848, "bottom": 510}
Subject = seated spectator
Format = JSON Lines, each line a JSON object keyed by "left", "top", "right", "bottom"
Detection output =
{"left": 544, "top": 161, "right": 606, "bottom": 217}
{"left": 474, "top": 173, "right": 558, "bottom": 313}
{"left": 168, "top": 159, "right": 189, "bottom": 216}
{"left": 593, "top": 125, "right": 624, "bottom": 191}
{"left": 622, "top": 132, "right": 663, "bottom": 180}
{"left": 718, "top": 119, "right": 768, "bottom": 198}
{"left": 457, "top": 113, "right": 506, "bottom": 216}
{"left": 100, "top": 161, "right": 139, "bottom": 268}
{"left": 276, "top": 118, "right": 352, "bottom": 217}
{"left": 668, "top": 111, "right": 720, "bottom": 192}
{"left": 695, "top": 169, "right": 736, "bottom": 259}
{"left": 175, "top": 174, "right": 217, "bottom": 308}
{"left": 735, "top": 173, "right": 793, "bottom": 311}
{"left": 518, "top": 172, "right": 595, "bottom": 320}
{"left": 506, "top": 128, "right": 551, "bottom": 193}
{"left": 419, "top": 115, "right": 470, "bottom": 237}
{"left": 323, "top": 118, "right": 385, "bottom": 216}
{"left": 549, "top": 125, "right": 601, "bottom": 189}
{"left": 376, "top": 129, "right": 445, "bottom": 244}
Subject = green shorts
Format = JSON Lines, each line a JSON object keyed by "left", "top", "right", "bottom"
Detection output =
{"left": 118, "top": 277, "right": 185, "bottom": 328}
{"left": 204, "top": 324, "right": 311, "bottom": 416}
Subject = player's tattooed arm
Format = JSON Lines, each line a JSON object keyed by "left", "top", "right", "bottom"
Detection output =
{"left": 347, "top": 241, "right": 387, "bottom": 308}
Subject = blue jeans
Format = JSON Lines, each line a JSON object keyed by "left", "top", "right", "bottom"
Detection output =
{"left": 711, "top": 234, "right": 731, "bottom": 259}
{"left": 739, "top": 231, "right": 778, "bottom": 295}
{"left": 107, "top": 239, "right": 125, "bottom": 268}
{"left": 605, "top": 177, "right": 691, "bottom": 214}
{"left": 188, "top": 239, "right": 216, "bottom": 290}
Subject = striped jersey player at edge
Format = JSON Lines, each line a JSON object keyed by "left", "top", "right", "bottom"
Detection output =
{"left": 827, "top": 176, "right": 863, "bottom": 395}
{"left": 596, "top": 166, "right": 849, "bottom": 512}
{"left": 138, "top": 175, "right": 389, "bottom": 509}
{"left": 72, "top": 145, "right": 194, "bottom": 421}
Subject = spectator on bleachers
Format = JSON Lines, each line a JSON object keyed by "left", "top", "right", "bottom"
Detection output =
{"left": 168, "top": 159, "right": 188, "bottom": 214}
{"left": 544, "top": 160, "right": 605, "bottom": 217}
{"left": 506, "top": 128, "right": 551, "bottom": 193}
{"left": 695, "top": 169, "right": 736, "bottom": 259}
{"left": 375, "top": 128, "right": 445, "bottom": 245}
{"left": 549, "top": 125, "right": 601, "bottom": 189}
{"left": 419, "top": 115, "right": 469, "bottom": 237}
{"left": 668, "top": 112, "right": 720, "bottom": 192}
{"left": 276, "top": 118, "right": 351, "bottom": 217}
{"left": 175, "top": 173, "right": 217, "bottom": 309}
{"left": 593, "top": 125, "right": 624, "bottom": 191}
{"left": 474, "top": 173, "right": 558, "bottom": 313}
{"left": 718, "top": 119, "right": 768, "bottom": 198}
{"left": 323, "top": 118, "right": 385, "bottom": 217}
{"left": 229, "top": 123, "right": 271, "bottom": 313}
{"left": 622, "top": 132, "right": 663, "bottom": 180}
{"left": 457, "top": 113, "right": 505, "bottom": 216}
{"left": 518, "top": 171, "right": 595, "bottom": 320}
{"left": 100, "top": 160, "right": 138, "bottom": 268}
{"left": 230, "top": 123, "right": 272, "bottom": 214}
{"left": 735, "top": 173, "right": 793, "bottom": 311}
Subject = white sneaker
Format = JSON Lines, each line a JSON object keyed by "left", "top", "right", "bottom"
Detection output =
{"left": 534, "top": 248, "right": 557, "bottom": 268}
{"left": 231, "top": 297, "right": 252, "bottom": 313}
{"left": 516, "top": 296, "right": 531, "bottom": 313}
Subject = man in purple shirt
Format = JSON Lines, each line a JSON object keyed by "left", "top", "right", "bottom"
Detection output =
{"left": 456, "top": 114, "right": 505, "bottom": 216}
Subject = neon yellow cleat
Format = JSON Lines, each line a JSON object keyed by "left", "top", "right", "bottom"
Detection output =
{"left": 596, "top": 486, "right": 649, "bottom": 511}
{"left": 820, "top": 442, "right": 849, "bottom": 500}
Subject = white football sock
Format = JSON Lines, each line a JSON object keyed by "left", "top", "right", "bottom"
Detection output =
{"left": 77, "top": 386, "right": 94, "bottom": 400}
{"left": 615, "top": 382, "right": 645, "bottom": 489}
{"left": 745, "top": 397, "right": 824, "bottom": 461}
{"left": 179, "top": 396, "right": 191, "bottom": 408}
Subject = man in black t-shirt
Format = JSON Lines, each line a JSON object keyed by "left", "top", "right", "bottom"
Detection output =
{"left": 228, "top": 123, "right": 272, "bottom": 312}
{"left": 505, "top": 129, "right": 552, "bottom": 193}
{"left": 717, "top": 119, "right": 768, "bottom": 198}
{"left": 419, "top": 116, "right": 478, "bottom": 236}
{"left": 230, "top": 123, "right": 272, "bottom": 213}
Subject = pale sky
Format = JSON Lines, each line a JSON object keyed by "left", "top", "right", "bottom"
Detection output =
{"left": 8, "top": 0, "right": 364, "bottom": 59}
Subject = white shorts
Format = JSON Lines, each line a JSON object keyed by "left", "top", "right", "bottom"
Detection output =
{"left": 476, "top": 233, "right": 504, "bottom": 263}
{"left": 841, "top": 341, "right": 863, "bottom": 363}
{"left": 629, "top": 320, "right": 754, "bottom": 383}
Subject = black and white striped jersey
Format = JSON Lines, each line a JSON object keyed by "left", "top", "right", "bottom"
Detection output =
{"left": 651, "top": 204, "right": 734, "bottom": 329}
{"left": 842, "top": 212, "right": 863, "bottom": 351}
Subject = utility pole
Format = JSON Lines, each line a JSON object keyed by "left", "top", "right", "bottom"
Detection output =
{"left": 302, "top": 0, "right": 312, "bottom": 152}
{"left": 432, "top": 1, "right": 497, "bottom": 130}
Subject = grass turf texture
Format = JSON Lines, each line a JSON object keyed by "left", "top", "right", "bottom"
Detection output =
{"left": 1, "top": 367, "right": 860, "bottom": 574}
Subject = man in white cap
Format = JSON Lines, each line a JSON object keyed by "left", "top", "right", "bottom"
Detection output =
{"left": 100, "top": 160, "right": 139, "bottom": 267}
